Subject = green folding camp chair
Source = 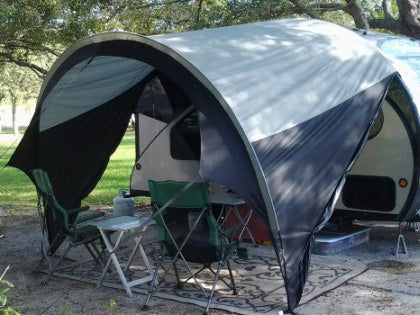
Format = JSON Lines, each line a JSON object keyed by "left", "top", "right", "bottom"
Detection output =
{"left": 143, "top": 180, "right": 238, "bottom": 315}
{"left": 31, "top": 168, "right": 106, "bottom": 284}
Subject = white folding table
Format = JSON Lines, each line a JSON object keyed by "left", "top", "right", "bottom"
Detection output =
{"left": 92, "top": 215, "right": 154, "bottom": 297}
{"left": 211, "top": 193, "right": 257, "bottom": 246}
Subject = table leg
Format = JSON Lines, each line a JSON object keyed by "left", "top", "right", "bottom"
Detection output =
{"left": 97, "top": 230, "right": 133, "bottom": 297}
{"left": 98, "top": 230, "right": 123, "bottom": 287}
{"left": 138, "top": 243, "right": 154, "bottom": 276}
{"left": 125, "top": 226, "right": 147, "bottom": 272}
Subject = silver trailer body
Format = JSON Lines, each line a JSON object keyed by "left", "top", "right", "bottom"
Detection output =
{"left": 334, "top": 99, "right": 416, "bottom": 220}
{"left": 130, "top": 110, "right": 200, "bottom": 194}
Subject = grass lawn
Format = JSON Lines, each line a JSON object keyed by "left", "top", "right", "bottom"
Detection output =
{"left": 0, "top": 129, "right": 146, "bottom": 208}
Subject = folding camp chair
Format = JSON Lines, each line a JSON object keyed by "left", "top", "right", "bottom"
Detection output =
{"left": 31, "top": 168, "right": 106, "bottom": 284}
{"left": 143, "top": 180, "right": 238, "bottom": 315}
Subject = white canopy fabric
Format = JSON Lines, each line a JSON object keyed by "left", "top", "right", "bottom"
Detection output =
{"left": 151, "top": 19, "right": 396, "bottom": 142}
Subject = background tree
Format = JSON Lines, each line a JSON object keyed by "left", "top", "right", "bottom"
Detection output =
{"left": 0, "top": 0, "right": 418, "bottom": 136}
{"left": 293, "top": 0, "right": 420, "bottom": 38}
{"left": 0, "top": 63, "right": 40, "bottom": 136}
{"left": 1, "top": 0, "right": 419, "bottom": 77}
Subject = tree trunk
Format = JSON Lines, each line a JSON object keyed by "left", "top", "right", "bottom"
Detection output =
{"left": 345, "top": 0, "right": 370, "bottom": 30}
{"left": 196, "top": 0, "right": 203, "bottom": 27}
{"left": 11, "top": 97, "right": 18, "bottom": 137}
{"left": 397, "top": 0, "right": 420, "bottom": 38}
{"left": 0, "top": 95, "right": 3, "bottom": 133}
{"left": 383, "top": 0, "right": 394, "bottom": 20}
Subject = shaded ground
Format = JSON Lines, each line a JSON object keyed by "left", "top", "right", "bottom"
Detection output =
{"left": 2, "top": 207, "right": 420, "bottom": 315}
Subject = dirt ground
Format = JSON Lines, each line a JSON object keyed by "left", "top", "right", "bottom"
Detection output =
{"left": 2, "top": 207, "right": 420, "bottom": 315}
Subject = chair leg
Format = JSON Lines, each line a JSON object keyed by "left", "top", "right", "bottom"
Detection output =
{"left": 204, "top": 261, "right": 223, "bottom": 315}
{"left": 142, "top": 252, "right": 163, "bottom": 311}
{"left": 205, "top": 265, "right": 232, "bottom": 289}
{"left": 43, "top": 242, "right": 72, "bottom": 285}
{"left": 84, "top": 243, "right": 100, "bottom": 265}
{"left": 90, "top": 241, "right": 107, "bottom": 266}
{"left": 48, "top": 232, "right": 65, "bottom": 255}
{"left": 226, "top": 260, "right": 237, "bottom": 295}
{"left": 173, "top": 260, "right": 183, "bottom": 289}
{"left": 181, "top": 264, "right": 208, "bottom": 286}
{"left": 33, "top": 242, "right": 47, "bottom": 274}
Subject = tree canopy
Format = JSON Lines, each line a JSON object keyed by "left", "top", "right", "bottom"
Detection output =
{"left": 0, "top": 0, "right": 419, "bottom": 78}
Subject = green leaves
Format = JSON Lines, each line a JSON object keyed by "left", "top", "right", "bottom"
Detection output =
{"left": 0, "top": 266, "right": 20, "bottom": 315}
{"left": 108, "top": 298, "right": 117, "bottom": 309}
{"left": 0, "top": 279, "right": 14, "bottom": 307}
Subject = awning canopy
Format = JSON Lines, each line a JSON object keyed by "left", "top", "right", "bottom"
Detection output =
{"left": 9, "top": 19, "right": 414, "bottom": 310}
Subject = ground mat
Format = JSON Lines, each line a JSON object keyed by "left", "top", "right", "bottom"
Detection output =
{"left": 46, "top": 242, "right": 365, "bottom": 314}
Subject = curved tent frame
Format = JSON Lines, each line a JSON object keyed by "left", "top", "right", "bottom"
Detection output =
{"left": 38, "top": 32, "right": 276, "bottom": 218}
{"left": 9, "top": 19, "right": 412, "bottom": 310}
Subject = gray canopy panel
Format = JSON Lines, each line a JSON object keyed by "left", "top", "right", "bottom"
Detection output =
{"left": 40, "top": 56, "right": 153, "bottom": 131}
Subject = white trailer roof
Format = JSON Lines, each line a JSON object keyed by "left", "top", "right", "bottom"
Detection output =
{"left": 356, "top": 30, "right": 420, "bottom": 110}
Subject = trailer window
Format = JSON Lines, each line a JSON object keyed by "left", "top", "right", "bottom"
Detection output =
{"left": 342, "top": 175, "right": 396, "bottom": 212}
{"left": 387, "top": 79, "right": 418, "bottom": 136}
{"left": 170, "top": 111, "right": 201, "bottom": 160}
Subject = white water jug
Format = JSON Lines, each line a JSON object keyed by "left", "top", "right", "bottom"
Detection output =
{"left": 112, "top": 189, "right": 135, "bottom": 217}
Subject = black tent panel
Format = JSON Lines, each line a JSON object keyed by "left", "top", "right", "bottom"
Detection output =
{"left": 7, "top": 39, "right": 267, "bottom": 263}
{"left": 253, "top": 76, "right": 394, "bottom": 309}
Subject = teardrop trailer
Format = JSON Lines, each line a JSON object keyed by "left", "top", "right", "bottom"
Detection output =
{"left": 8, "top": 18, "right": 420, "bottom": 311}
{"left": 333, "top": 30, "right": 420, "bottom": 223}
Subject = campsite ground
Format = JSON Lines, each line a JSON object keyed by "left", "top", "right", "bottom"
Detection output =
{"left": 2, "top": 134, "right": 420, "bottom": 315}
{"left": 2, "top": 206, "right": 420, "bottom": 315}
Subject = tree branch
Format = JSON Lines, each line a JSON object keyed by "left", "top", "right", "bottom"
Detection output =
{"left": 2, "top": 42, "right": 60, "bottom": 57}
{"left": 345, "top": 0, "right": 370, "bottom": 30}
{"left": 310, "top": 3, "right": 349, "bottom": 14}
{"left": 368, "top": 18, "right": 400, "bottom": 32}
{"left": 127, "top": 0, "right": 191, "bottom": 11}
{"left": 288, "top": 0, "right": 320, "bottom": 19}
{"left": 0, "top": 52, "right": 48, "bottom": 77}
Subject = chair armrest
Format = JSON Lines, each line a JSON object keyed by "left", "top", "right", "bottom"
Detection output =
{"left": 75, "top": 210, "right": 105, "bottom": 224}
{"left": 223, "top": 225, "right": 238, "bottom": 238}
{"left": 68, "top": 206, "right": 90, "bottom": 215}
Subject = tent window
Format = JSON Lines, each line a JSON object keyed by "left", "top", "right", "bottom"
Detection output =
{"left": 170, "top": 111, "right": 201, "bottom": 160}
{"left": 387, "top": 79, "right": 417, "bottom": 134}
{"left": 368, "top": 108, "right": 384, "bottom": 139}
{"left": 135, "top": 75, "right": 193, "bottom": 124}
{"left": 342, "top": 175, "right": 395, "bottom": 212}
{"left": 135, "top": 76, "right": 175, "bottom": 123}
